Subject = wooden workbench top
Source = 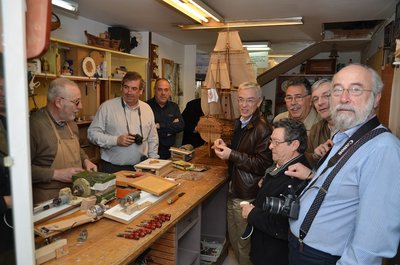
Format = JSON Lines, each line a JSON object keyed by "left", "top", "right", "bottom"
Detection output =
{"left": 41, "top": 155, "right": 227, "bottom": 265}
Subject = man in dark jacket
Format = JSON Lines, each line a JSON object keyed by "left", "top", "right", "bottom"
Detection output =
{"left": 147, "top": 78, "right": 184, "bottom": 159}
{"left": 213, "top": 81, "right": 273, "bottom": 265}
{"left": 181, "top": 98, "right": 204, "bottom": 148}
{"left": 241, "top": 118, "right": 310, "bottom": 265}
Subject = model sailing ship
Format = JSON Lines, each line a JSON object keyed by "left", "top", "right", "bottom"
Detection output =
{"left": 197, "top": 30, "right": 257, "bottom": 146}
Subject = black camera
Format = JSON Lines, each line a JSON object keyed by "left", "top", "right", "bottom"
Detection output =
{"left": 263, "top": 185, "right": 299, "bottom": 219}
{"left": 130, "top": 133, "right": 143, "bottom": 145}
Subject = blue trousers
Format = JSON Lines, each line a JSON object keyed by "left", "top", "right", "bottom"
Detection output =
{"left": 288, "top": 232, "right": 340, "bottom": 265}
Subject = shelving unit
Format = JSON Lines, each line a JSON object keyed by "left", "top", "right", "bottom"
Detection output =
{"left": 147, "top": 183, "right": 228, "bottom": 265}
{"left": 28, "top": 38, "right": 148, "bottom": 162}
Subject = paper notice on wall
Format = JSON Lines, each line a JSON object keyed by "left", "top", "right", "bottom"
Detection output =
{"left": 207, "top": 88, "right": 219, "bottom": 103}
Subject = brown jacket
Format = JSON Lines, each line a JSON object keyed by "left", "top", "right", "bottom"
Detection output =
{"left": 305, "top": 119, "right": 331, "bottom": 167}
{"left": 229, "top": 110, "right": 273, "bottom": 200}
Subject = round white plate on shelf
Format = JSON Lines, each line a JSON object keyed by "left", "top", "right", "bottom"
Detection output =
{"left": 82, "top": 56, "right": 96, "bottom": 77}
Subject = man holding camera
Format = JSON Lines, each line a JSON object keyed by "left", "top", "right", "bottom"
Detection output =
{"left": 286, "top": 64, "right": 400, "bottom": 265}
{"left": 241, "top": 118, "right": 310, "bottom": 265}
{"left": 88, "top": 71, "right": 159, "bottom": 173}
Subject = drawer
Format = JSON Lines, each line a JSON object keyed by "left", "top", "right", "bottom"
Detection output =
{"left": 177, "top": 205, "right": 200, "bottom": 239}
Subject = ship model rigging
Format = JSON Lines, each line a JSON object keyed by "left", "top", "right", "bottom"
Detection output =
{"left": 197, "top": 30, "right": 257, "bottom": 149}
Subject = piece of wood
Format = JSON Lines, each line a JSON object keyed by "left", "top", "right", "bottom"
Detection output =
{"left": 35, "top": 239, "right": 68, "bottom": 265}
{"left": 127, "top": 175, "right": 178, "bottom": 196}
{"left": 134, "top": 159, "right": 173, "bottom": 177}
{"left": 35, "top": 211, "right": 95, "bottom": 238}
{"left": 33, "top": 200, "right": 81, "bottom": 225}
{"left": 124, "top": 201, "right": 153, "bottom": 215}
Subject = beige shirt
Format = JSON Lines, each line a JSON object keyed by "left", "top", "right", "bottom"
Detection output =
{"left": 273, "top": 108, "right": 321, "bottom": 135}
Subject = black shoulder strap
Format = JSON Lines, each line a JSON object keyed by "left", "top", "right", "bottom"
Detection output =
{"left": 299, "top": 127, "right": 388, "bottom": 242}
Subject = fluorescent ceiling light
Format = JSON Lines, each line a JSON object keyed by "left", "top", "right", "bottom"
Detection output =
{"left": 179, "top": 17, "right": 303, "bottom": 30}
{"left": 162, "top": 0, "right": 222, "bottom": 24}
{"left": 52, "top": 0, "right": 79, "bottom": 12}
{"left": 243, "top": 42, "right": 271, "bottom": 51}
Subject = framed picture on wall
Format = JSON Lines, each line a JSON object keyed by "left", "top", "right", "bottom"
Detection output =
{"left": 161, "top": 58, "right": 174, "bottom": 80}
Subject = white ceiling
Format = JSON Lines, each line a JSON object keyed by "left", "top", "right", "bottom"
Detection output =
{"left": 70, "top": 0, "right": 397, "bottom": 54}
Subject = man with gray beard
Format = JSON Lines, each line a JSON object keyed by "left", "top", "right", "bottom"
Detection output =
{"left": 285, "top": 64, "right": 400, "bottom": 265}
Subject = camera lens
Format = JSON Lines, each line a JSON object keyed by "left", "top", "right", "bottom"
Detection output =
{"left": 134, "top": 134, "right": 143, "bottom": 145}
{"left": 263, "top": 197, "right": 283, "bottom": 214}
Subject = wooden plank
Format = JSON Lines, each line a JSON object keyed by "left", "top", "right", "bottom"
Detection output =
{"left": 150, "top": 243, "right": 175, "bottom": 254}
{"left": 126, "top": 175, "right": 178, "bottom": 196}
{"left": 152, "top": 238, "right": 175, "bottom": 247}
{"left": 35, "top": 239, "right": 68, "bottom": 265}
{"left": 148, "top": 249, "right": 175, "bottom": 261}
{"left": 148, "top": 256, "right": 175, "bottom": 265}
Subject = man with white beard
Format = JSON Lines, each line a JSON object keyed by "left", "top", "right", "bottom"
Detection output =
{"left": 285, "top": 64, "right": 400, "bottom": 265}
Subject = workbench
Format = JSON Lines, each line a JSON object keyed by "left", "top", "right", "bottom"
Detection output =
{"left": 40, "top": 145, "right": 228, "bottom": 265}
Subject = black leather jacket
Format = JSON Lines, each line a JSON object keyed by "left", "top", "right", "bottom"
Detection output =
{"left": 229, "top": 110, "right": 273, "bottom": 200}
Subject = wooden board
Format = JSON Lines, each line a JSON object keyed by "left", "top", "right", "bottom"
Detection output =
{"left": 35, "top": 239, "right": 68, "bottom": 265}
{"left": 134, "top": 159, "right": 173, "bottom": 177}
{"left": 33, "top": 199, "right": 81, "bottom": 225}
{"left": 34, "top": 210, "right": 95, "bottom": 238}
{"left": 128, "top": 175, "right": 178, "bottom": 196}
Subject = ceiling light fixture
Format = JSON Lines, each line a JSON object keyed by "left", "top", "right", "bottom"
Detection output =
{"left": 162, "top": 0, "right": 222, "bottom": 24}
{"left": 52, "top": 0, "right": 79, "bottom": 12}
{"left": 179, "top": 17, "right": 303, "bottom": 30}
{"left": 243, "top": 42, "right": 271, "bottom": 52}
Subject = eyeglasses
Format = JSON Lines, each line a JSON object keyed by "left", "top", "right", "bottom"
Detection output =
{"left": 331, "top": 86, "right": 372, "bottom": 97}
{"left": 284, "top": 94, "right": 310, "bottom": 102}
{"left": 311, "top": 93, "right": 331, "bottom": 104}
{"left": 269, "top": 139, "right": 290, "bottom": 146}
{"left": 60, "top": 97, "right": 81, "bottom": 106}
{"left": 238, "top": 97, "right": 257, "bottom": 105}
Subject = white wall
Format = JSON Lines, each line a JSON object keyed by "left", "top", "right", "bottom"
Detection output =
{"left": 51, "top": 13, "right": 109, "bottom": 44}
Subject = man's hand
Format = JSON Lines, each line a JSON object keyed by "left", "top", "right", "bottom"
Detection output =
{"left": 241, "top": 203, "right": 255, "bottom": 219}
{"left": 3, "top": 195, "right": 12, "bottom": 209}
{"left": 117, "top": 134, "right": 135, "bottom": 147}
{"left": 212, "top": 138, "right": 231, "bottom": 160}
{"left": 285, "top": 162, "right": 313, "bottom": 180}
{"left": 53, "top": 167, "right": 85, "bottom": 183}
{"left": 172, "top": 118, "right": 179, "bottom": 123}
{"left": 84, "top": 159, "right": 97, "bottom": 172}
{"left": 313, "top": 139, "right": 333, "bottom": 160}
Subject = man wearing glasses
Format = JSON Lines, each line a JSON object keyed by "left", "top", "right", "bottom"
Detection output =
{"left": 213, "top": 82, "right": 273, "bottom": 265}
{"left": 273, "top": 77, "right": 320, "bottom": 135}
{"left": 30, "top": 78, "right": 97, "bottom": 204}
{"left": 286, "top": 64, "right": 400, "bottom": 265}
